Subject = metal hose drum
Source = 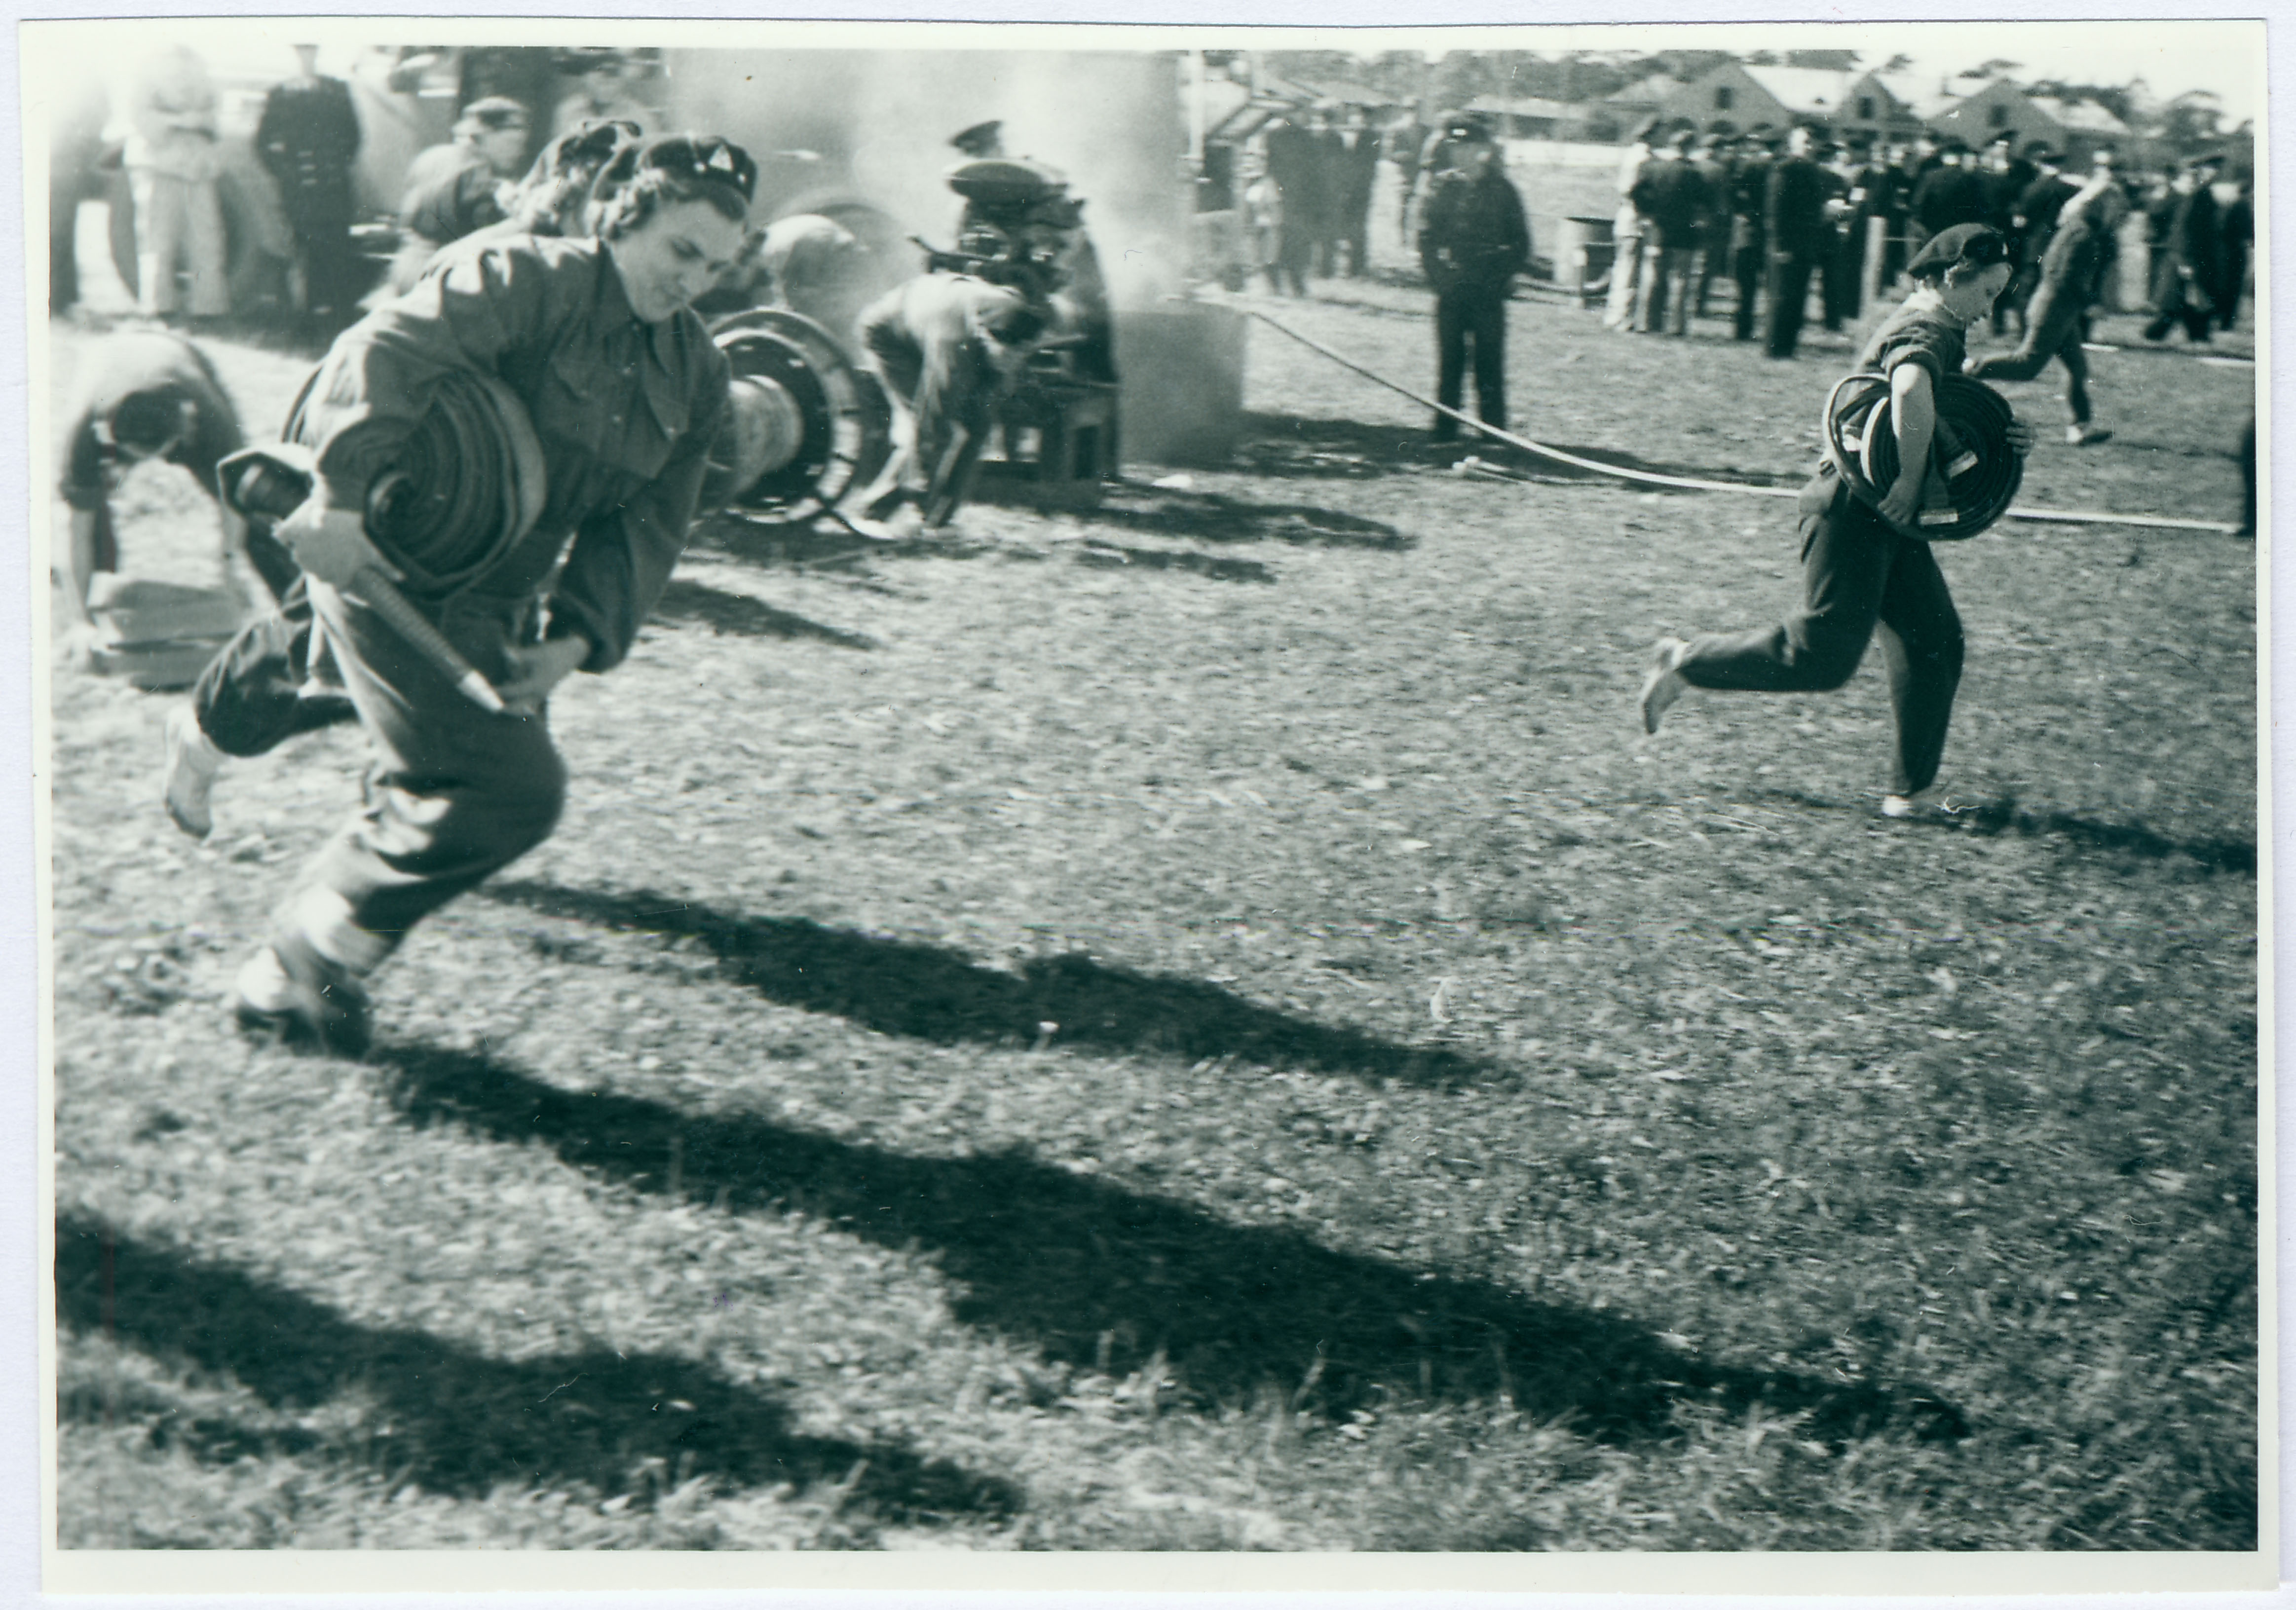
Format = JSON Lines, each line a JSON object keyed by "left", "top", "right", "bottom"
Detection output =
{"left": 1824, "top": 371, "right": 2023, "bottom": 540}
{"left": 702, "top": 307, "right": 894, "bottom": 528}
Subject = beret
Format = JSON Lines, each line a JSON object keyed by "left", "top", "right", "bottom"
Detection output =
{"left": 1904, "top": 222, "right": 2009, "bottom": 280}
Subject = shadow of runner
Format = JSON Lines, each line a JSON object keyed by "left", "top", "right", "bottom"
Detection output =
{"left": 373, "top": 1041, "right": 1970, "bottom": 1450}
{"left": 649, "top": 579, "right": 878, "bottom": 649}
{"left": 484, "top": 880, "right": 1493, "bottom": 1090}
{"left": 1759, "top": 788, "right": 2256, "bottom": 875}
{"left": 1092, "top": 484, "right": 1407, "bottom": 550}
{"left": 54, "top": 1213, "right": 1020, "bottom": 1520}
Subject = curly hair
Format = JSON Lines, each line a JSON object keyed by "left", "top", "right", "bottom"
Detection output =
{"left": 589, "top": 148, "right": 749, "bottom": 241}
{"left": 505, "top": 118, "right": 638, "bottom": 236}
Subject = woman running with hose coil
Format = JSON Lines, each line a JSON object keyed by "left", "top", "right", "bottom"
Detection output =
{"left": 1639, "top": 224, "right": 2033, "bottom": 818}
{"left": 226, "top": 133, "right": 754, "bottom": 1054}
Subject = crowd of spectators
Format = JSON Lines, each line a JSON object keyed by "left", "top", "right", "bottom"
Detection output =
{"left": 48, "top": 42, "right": 665, "bottom": 339}
{"left": 1597, "top": 115, "right": 2254, "bottom": 358}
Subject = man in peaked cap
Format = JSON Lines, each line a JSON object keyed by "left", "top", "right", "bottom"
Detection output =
{"left": 950, "top": 120, "right": 1004, "bottom": 159}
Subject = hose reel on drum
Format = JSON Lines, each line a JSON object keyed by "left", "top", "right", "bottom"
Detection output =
{"left": 1824, "top": 371, "right": 2023, "bottom": 540}
{"left": 700, "top": 307, "right": 894, "bottom": 530}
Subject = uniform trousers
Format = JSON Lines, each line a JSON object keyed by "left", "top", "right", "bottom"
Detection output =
{"left": 1676, "top": 466, "right": 1964, "bottom": 797}
{"left": 1968, "top": 276, "right": 2094, "bottom": 425}
{"left": 1731, "top": 240, "right": 1764, "bottom": 340}
{"left": 271, "top": 579, "right": 565, "bottom": 973}
{"left": 1765, "top": 254, "right": 1817, "bottom": 357}
{"left": 128, "top": 167, "right": 229, "bottom": 318}
{"left": 1433, "top": 284, "right": 1508, "bottom": 433}
{"left": 1635, "top": 243, "right": 1696, "bottom": 335}
{"left": 1604, "top": 225, "right": 1645, "bottom": 329}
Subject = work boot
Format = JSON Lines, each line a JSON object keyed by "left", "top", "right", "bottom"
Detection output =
{"left": 232, "top": 935, "right": 372, "bottom": 1057}
{"left": 162, "top": 704, "right": 222, "bottom": 839}
{"left": 1639, "top": 637, "right": 1691, "bottom": 735}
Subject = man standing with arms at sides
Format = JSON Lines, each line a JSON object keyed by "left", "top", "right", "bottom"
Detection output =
{"left": 1729, "top": 125, "right": 1775, "bottom": 342}
{"left": 1764, "top": 123, "right": 1830, "bottom": 359}
{"left": 1690, "top": 124, "right": 1735, "bottom": 320}
{"left": 1264, "top": 111, "right": 1329, "bottom": 295}
{"left": 2217, "top": 170, "right": 2252, "bottom": 333}
{"left": 1909, "top": 138, "right": 1989, "bottom": 256}
{"left": 2143, "top": 156, "right": 2220, "bottom": 344}
{"left": 1332, "top": 104, "right": 1383, "bottom": 279}
{"left": 256, "top": 45, "right": 364, "bottom": 334}
{"left": 1604, "top": 116, "right": 1659, "bottom": 332}
{"left": 1418, "top": 121, "right": 1529, "bottom": 448}
{"left": 1629, "top": 128, "right": 1707, "bottom": 336}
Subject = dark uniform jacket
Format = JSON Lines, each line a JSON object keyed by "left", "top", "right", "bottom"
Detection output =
{"left": 301, "top": 233, "right": 730, "bottom": 673}
{"left": 2149, "top": 185, "right": 2220, "bottom": 308}
{"left": 1264, "top": 122, "right": 1333, "bottom": 233}
{"left": 2012, "top": 173, "right": 2080, "bottom": 263}
{"left": 1628, "top": 155, "right": 1711, "bottom": 252}
{"left": 1911, "top": 164, "right": 1990, "bottom": 238}
{"left": 1765, "top": 154, "right": 1831, "bottom": 261}
{"left": 255, "top": 74, "right": 361, "bottom": 229}
{"left": 1729, "top": 154, "right": 1770, "bottom": 252}
{"left": 59, "top": 331, "right": 243, "bottom": 511}
{"left": 1417, "top": 169, "right": 1531, "bottom": 294}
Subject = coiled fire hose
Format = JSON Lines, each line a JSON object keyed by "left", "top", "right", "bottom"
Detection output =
{"left": 1824, "top": 372, "right": 2023, "bottom": 539}
{"left": 219, "top": 370, "right": 550, "bottom": 714}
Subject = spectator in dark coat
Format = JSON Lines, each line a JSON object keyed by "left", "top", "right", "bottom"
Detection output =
{"left": 2217, "top": 174, "right": 2252, "bottom": 332}
{"left": 2143, "top": 160, "right": 2221, "bottom": 343}
{"left": 255, "top": 45, "right": 364, "bottom": 328}
{"left": 1764, "top": 123, "right": 1831, "bottom": 358}
{"left": 1908, "top": 141, "right": 1990, "bottom": 253}
{"left": 1264, "top": 112, "right": 1332, "bottom": 291}
{"left": 1691, "top": 125, "right": 1735, "bottom": 318}
{"left": 1729, "top": 127, "right": 1774, "bottom": 341}
{"left": 1417, "top": 126, "right": 1530, "bottom": 441}
{"left": 1629, "top": 129, "right": 1709, "bottom": 335}
{"left": 1330, "top": 105, "right": 1384, "bottom": 277}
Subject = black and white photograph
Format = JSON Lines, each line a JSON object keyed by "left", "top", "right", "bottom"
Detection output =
{"left": 22, "top": 11, "right": 2269, "bottom": 1587}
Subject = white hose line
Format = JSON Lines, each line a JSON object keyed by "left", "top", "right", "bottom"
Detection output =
{"left": 1241, "top": 306, "right": 2245, "bottom": 536}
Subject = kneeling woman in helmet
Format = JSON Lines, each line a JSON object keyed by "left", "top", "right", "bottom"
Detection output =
{"left": 1638, "top": 224, "right": 2032, "bottom": 819}
{"left": 231, "top": 134, "right": 754, "bottom": 1053}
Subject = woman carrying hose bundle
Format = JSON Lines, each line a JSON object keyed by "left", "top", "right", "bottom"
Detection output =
{"left": 1638, "top": 224, "right": 2032, "bottom": 819}
{"left": 222, "top": 133, "right": 753, "bottom": 1054}
{"left": 163, "top": 116, "right": 653, "bottom": 838}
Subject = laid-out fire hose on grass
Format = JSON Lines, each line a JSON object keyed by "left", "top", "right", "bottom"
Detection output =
{"left": 1240, "top": 305, "right": 2245, "bottom": 536}
{"left": 219, "top": 370, "right": 550, "bottom": 714}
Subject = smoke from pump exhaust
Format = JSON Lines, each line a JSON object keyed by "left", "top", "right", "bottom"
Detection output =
{"left": 659, "top": 47, "right": 1190, "bottom": 310}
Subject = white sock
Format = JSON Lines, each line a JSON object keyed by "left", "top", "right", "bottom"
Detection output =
{"left": 234, "top": 946, "right": 298, "bottom": 1011}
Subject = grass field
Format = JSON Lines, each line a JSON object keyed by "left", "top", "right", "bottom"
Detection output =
{"left": 45, "top": 271, "right": 2259, "bottom": 1551}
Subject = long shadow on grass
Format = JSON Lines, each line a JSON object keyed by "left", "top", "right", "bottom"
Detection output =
{"left": 1073, "top": 542, "right": 1275, "bottom": 584}
{"left": 1091, "top": 485, "right": 1407, "bottom": 551}
{"left": 650, "top": 578, "right": 877, "bottom": 650}
{"left": 484, "top": 880, "right": 1491, "bottom": 1090}
{"left": 372, "top": 1040, "right": 1970, "bottom": 1450}
{"left": 1760, "top": 788, "right": 2256, "bottom": 875}
{"left": 1235, "top": 412, "right": 1797, "bottom": 494}
{"left": 54, "top": 1212, "right": 1019, "bottom": 1519}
